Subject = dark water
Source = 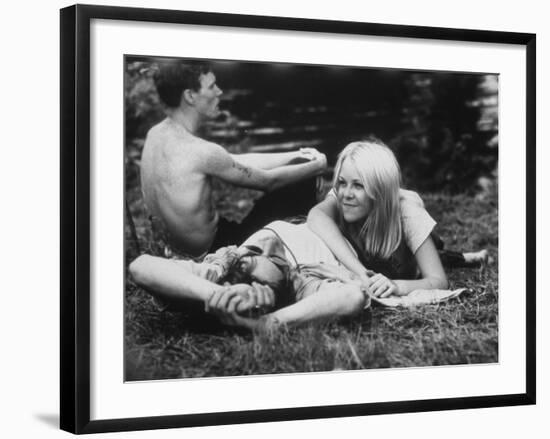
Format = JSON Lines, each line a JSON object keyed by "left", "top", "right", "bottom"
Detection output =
{"left": 126, "top": 58, "right": 498, "bottom": 192}
{"left": 205, "top": 61, "right": 498, "bottom": 191}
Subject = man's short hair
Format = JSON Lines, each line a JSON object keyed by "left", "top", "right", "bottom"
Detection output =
{"left": 154, "top": 60, "right": 212, "bottom": 108}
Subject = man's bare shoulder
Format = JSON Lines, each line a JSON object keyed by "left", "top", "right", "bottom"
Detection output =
{"left": 145, "top": 118, "right": 169, "bottom": 141}
{"left": 143, "top": 120, "right": 232, "bottom": 178}
{"left": 145, "top": 119, "right": 187, "bottom": 146}
{"left": 147, "top": 120, "right": 221, "bottom": 152}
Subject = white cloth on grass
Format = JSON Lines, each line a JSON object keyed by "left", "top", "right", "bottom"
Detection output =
{"left": 371, "top": 288, "right": 468, "bottom": 308}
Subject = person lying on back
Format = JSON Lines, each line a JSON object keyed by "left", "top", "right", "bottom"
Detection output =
{"left": 129, "top": 219, "right": 370, "bottom": 331}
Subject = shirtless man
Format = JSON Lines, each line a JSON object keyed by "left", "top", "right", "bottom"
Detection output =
{"left": 141, "top": 61, "right": 327, "bottom": 257}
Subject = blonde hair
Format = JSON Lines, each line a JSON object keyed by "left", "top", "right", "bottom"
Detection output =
{"left": 333, "top": 140, "right": 402, "bottom": 260}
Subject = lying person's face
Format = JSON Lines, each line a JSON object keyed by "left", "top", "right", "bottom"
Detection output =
{"left": 237, "top": 254, "right": 286, "bottom": 290}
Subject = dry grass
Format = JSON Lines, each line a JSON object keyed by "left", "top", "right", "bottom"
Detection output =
{"left": 124, "top": 181, "right": 498, "bottom": 381}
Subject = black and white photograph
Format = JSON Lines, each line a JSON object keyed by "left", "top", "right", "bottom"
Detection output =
{"left": 124, "top": 56, "right": 498, "bottom": 381}
{"left": 1, "top": 0, "right": 546, "bottom": 436}
{"left": 52, "top": 1, "right": 538, "bottom": 436}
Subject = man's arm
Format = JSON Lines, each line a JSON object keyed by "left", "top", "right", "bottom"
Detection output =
{"left": 231, "top": 148, "right": 322, "bottom": 170}
{"left": 203, "top": 142, "right": 326, "bottom": 192}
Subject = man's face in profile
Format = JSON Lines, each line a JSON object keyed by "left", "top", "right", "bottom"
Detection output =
{"left": 193, "top": 71, "right": 223, "bottom": 119}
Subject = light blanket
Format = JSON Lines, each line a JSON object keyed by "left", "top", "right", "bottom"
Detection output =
{"left": 371, "top": 288, "right": 468, "bottom": 307}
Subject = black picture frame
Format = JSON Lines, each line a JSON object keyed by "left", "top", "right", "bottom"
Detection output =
{"left": 60, "top": 4, "right": 536, "bottom": 434}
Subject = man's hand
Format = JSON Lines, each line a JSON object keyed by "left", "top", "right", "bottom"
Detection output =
{"left": 313, "top": 152, "right": 327, "bottom": 174}
{"left": 299, "top": 148, "right": 327, "bottom": 173}
{"left": 289, "top": 148, "right": 326, "bottom": 166}
{"left": 299, "top": 147, "right": 322, "bottom": 161}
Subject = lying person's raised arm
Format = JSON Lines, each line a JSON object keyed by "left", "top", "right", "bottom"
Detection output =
{"left": 130, "top": 254, "right": 227, "bottom": 303}
{"left": 128, "top": 254, "right": 274, "bottom": 314}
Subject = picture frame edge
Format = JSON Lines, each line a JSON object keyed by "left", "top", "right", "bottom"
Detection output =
{"left": 60, "top": 3, "right": 536, "bottom": 434}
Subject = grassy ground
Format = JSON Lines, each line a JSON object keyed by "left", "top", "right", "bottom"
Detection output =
{"left": 124, "top": 181, "right": 498, "bottom": 381}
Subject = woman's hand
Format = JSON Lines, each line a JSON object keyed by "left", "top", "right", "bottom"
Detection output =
{"left": 369, "top": 273, "right": 400, "bottom": 298}
{"left": 356, "top": 271, "right": 373, "bottom": 297}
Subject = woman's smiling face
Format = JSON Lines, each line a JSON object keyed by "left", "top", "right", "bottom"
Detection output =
{"left": 335, "top": 158, "right": 372, "bottom": 224}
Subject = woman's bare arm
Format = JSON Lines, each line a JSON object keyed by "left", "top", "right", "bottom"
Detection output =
{"left": 307, "top": 196, "right": 368, "bottom": 278}
{"left": 392, "top": 237, "right": 448, "bottom": 296}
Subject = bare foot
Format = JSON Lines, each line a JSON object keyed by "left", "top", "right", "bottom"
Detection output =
{"left": 463, "top": 249, "right": 489, "bottom": 266}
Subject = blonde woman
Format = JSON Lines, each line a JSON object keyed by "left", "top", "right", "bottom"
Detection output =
{"left": 307, "top": 139, "right": 449, "bottom": 298}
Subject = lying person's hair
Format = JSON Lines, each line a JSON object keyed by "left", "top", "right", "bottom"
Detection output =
{"left": 220, "top": 251, "right": 294, "bottom": 308}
